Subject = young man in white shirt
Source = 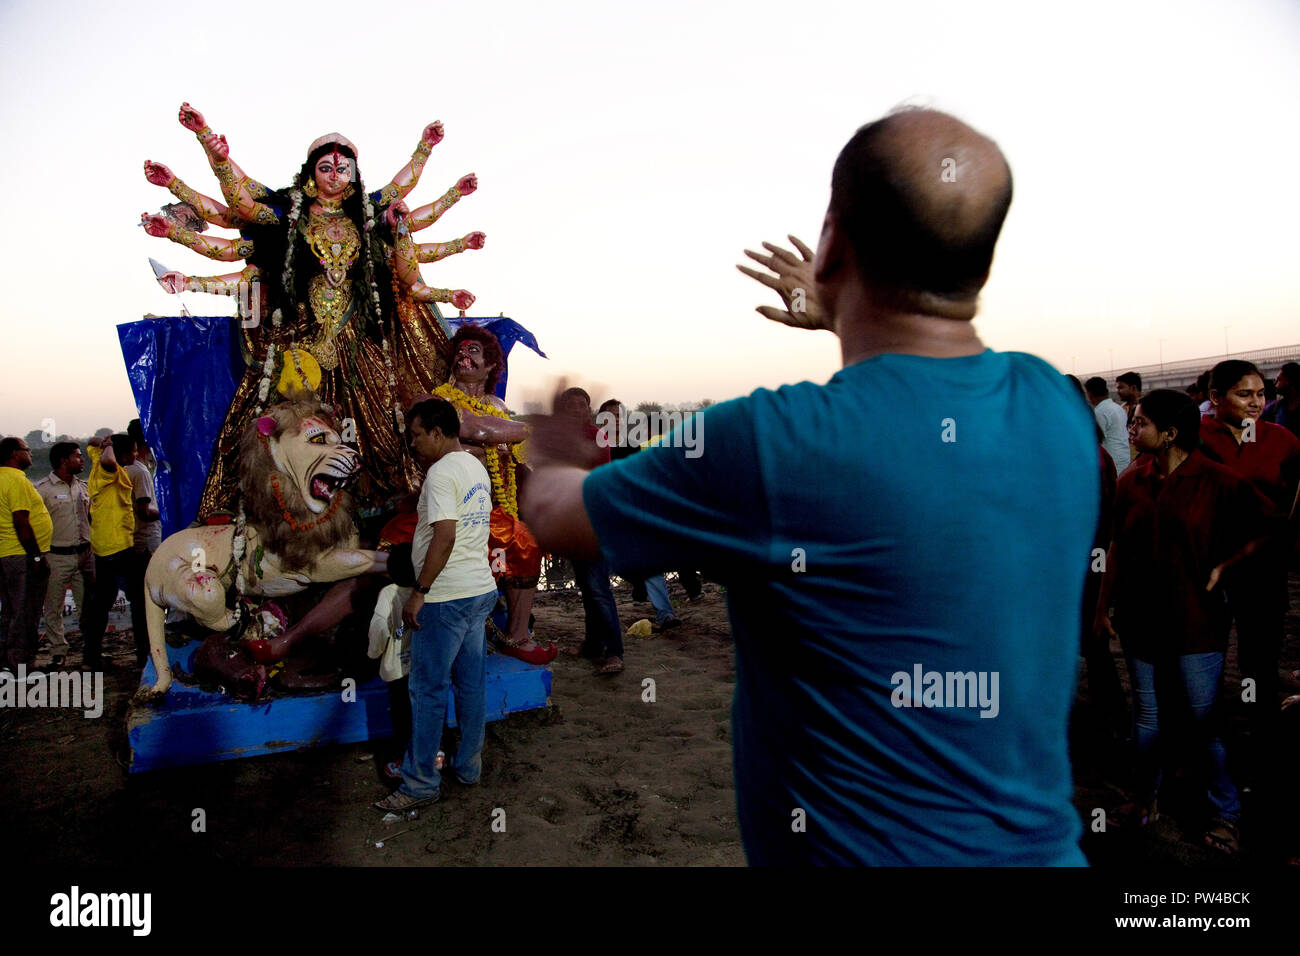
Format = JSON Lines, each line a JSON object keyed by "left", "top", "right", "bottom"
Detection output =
{"left": 374, "top": 398, "right": 498, "bottom": 812}
{"left": 1085, "top": 376, "right": 1131, "bottom": 473}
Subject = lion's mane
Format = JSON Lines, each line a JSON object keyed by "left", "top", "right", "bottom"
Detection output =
{"left": 239, "top": 396, "right": 357, "bottom": 573}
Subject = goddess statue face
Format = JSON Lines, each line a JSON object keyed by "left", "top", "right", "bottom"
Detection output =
{"left": 311, "top": 150, "right": 355, "bottom": 202}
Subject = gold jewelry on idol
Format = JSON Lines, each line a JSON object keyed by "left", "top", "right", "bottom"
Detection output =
{"left": 303, "top": 179, "right": 318, "bottom": 197}
{"left": 342, "top": 184, "right": 355, "bottom": 200}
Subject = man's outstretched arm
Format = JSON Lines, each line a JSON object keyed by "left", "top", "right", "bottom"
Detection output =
{"left": 519, "top": 465, "right": 601, "bottom": 561}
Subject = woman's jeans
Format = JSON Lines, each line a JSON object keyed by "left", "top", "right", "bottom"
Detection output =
{"left": 399, "top": 589, "right": 498, "bottom": 799}
{"left": 1127, "top": 652, "right": 1239, "bottom": 824}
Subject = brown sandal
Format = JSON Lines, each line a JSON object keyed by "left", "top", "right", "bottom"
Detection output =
{"left": 1204, "top": 819, "right": 1239, "bottom": 855}
{"left": 596, "top": 655, "right": 624, "bottom": 675}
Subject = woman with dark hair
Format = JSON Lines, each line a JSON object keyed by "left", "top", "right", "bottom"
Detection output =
{"left": 1198, "top": 360, "right": 1300, "bottom": 818}
{"left": 140, "top": 104, "right": 487, "bottom": 519}
{"left": 1095, "top": 389, "right": 1263, "bottom": 854}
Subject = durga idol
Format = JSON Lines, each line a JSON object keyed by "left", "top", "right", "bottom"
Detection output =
{"left": 141, "top": 102, "right": 483, "bottom": 518}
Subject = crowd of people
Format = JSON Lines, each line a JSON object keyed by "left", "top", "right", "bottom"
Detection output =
{"left": 1072, "top": 364, "right": 1300, "bottom": 856}
{"left": 0, "top": 420, "right": 162, "bottom": 677}
{"left": 3, "top": 105, "right": 1298, "bottom": 865}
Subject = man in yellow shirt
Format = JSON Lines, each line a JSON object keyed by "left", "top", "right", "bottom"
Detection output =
{"left": 81, "top": 435, "right": 136, "bottom": 671}
{"left": 0, "top": 437, "right": 53, "bottom": 676}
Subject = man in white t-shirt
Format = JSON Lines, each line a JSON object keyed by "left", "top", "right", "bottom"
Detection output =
{"left": 1084, "top": 376, "right": 1131, "bottom": 473}
{"left": 374, "top": 398, "right": 498, "bottom": 812}
{"left": 124, "top": 444, "right": 161, "bottom": 669}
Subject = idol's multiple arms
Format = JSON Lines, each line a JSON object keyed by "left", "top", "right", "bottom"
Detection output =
{"left": 178, "top": 102, "right": 281, "bottom": 225}
{"left": 144, "top": 104, "right": 482, "bottom": 306}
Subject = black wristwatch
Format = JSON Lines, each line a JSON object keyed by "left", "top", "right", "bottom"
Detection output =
{"left": 413, "top": 584, "right": 430, "bottom": 595}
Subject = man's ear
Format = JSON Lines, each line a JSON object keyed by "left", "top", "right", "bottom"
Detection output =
{"left": 812, "top": 211, "right": 847, "bottom": 286}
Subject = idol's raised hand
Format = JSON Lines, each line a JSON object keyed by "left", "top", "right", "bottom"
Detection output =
{"left": 140, "top": 212, "right": 171, "bottom": 237}
{"left": 450, "top": 289, "right": 475, "bottom": 311}
{"left": 144, "top": 160, "right": 174, "bottom": 187}
{"left": 456, "top": 173, "right": 478, "bottom": 196}
{"left": 737, "top": 234, "right": 830, "bottom": 331}
{"left": 178, "top": 102, "right": 206, "bottom": 132}
{"left": 422, "top": 122, "right": 445, "bottom": 148}
{"left": 464, "top": 231, "right": 486, "bottom": 250}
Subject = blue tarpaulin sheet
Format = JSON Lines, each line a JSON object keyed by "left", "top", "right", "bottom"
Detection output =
{"left": 117, "top": 316, "right": 242, "bottom": 539}
{"left": 117, "top": 314, "right": 545, "bottom": 538}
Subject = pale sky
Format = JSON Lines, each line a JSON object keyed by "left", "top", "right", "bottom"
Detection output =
{"left": 1, "top": 0, "right": 1297, "bottom": 436}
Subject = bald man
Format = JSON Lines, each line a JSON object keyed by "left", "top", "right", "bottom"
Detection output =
{"left": 523, "top": 109, "right": 1097, "bottom": 865}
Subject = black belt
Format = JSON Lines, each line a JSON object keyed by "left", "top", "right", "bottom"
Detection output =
{"left": 49, "top": 543, "right": 90, "bottom": 555}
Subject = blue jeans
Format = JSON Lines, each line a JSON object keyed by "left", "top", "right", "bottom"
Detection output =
{"left": 644, "top": 574, "right": 676, "bottom": 625}
{"left": 1127, "top": 653, "right": 1239, "bottom": 824}
{"left": 399, "top": 589, "right": 498, "bottom": 799}
{"left": 572, "top": 557, "right": 623, "bottom": 659}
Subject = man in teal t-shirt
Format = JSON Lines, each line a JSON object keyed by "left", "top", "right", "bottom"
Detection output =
{"left": 522, "top": 108, "right": 1096, "bottom": 865}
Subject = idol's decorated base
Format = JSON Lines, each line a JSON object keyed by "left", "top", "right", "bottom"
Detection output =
{"left": 127, "top": 640, "right": 551, "bottom": 773}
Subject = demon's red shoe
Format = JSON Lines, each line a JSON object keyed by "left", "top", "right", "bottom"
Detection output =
{"left": 496, "top": 639, "right": 558, "bottom": 665}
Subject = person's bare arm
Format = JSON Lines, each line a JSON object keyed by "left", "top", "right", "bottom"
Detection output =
{"left": 401, "top": 519, "right": 456, "bottom": 628}
{"left": 90, "top": 435, "right": 118, "bottom": 472}
{"left": 519, "top": 465, "right": 600, "bottom": 561}
{"left": 134, "top": 496, "right": 159, "bottom": 523}
{"left": 1094, "top": 543, "right": 1119, "bottom": 639}
{"left": 11, "top": 511, "right": 40, "bottom": 557}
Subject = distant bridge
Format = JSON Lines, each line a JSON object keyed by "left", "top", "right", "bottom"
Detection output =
{"left": 1079, "top": 344, "right": 1300, "bottom": 394}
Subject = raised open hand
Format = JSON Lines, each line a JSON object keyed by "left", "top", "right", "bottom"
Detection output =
{"left": 456, "top": 173, "right": 478, "bottom": 196}
{"left": 736, "top": 234, "right": 829, "bottom": 331}
{"left": 144, "top": 160, "right": 175, "bottom": 187}
{"left": 140, "top": 212, "right": 171, "bottom": 237}
{"left": 464, "top": 231, "right": 486, "bottom": 250}
{"left": 422, "top": 121, "right": 445, "bottom": 147}
{"left": 450, "top": 289, "right": 475, "bottom": 311}
{"left": 178, "top": 102, "right": 206, "bottom": 132}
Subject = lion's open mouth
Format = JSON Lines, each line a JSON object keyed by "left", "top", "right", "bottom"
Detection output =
{"left": 310, "top": 472, "right": 350, "bottom": 504}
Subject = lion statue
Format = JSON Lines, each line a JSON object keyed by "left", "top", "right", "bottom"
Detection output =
{"left": 137, "top": 397, "right": 388, "bottom": 699}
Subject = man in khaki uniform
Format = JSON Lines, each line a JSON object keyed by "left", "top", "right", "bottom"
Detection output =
{"left": 34, "top": 442, "right": 93, "bottom": 667}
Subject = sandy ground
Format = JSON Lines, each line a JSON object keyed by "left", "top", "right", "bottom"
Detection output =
{"left": 2, "top": 578, "right": 744, "bottom": 866}
{"left": 2, "top": 571, "right": 1296, "bottom": 867}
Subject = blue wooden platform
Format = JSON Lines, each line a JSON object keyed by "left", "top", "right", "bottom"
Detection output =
{"left": 127, "top": 639, "right": 552, "bottom": 773}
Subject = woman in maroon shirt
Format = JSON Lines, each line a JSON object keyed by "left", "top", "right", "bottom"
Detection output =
{"left": 1096, "top": 390, "right": 1262, "bottom": 853}
{"left": 1199, "top": 360, "right": 1300, "bottom": 810}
